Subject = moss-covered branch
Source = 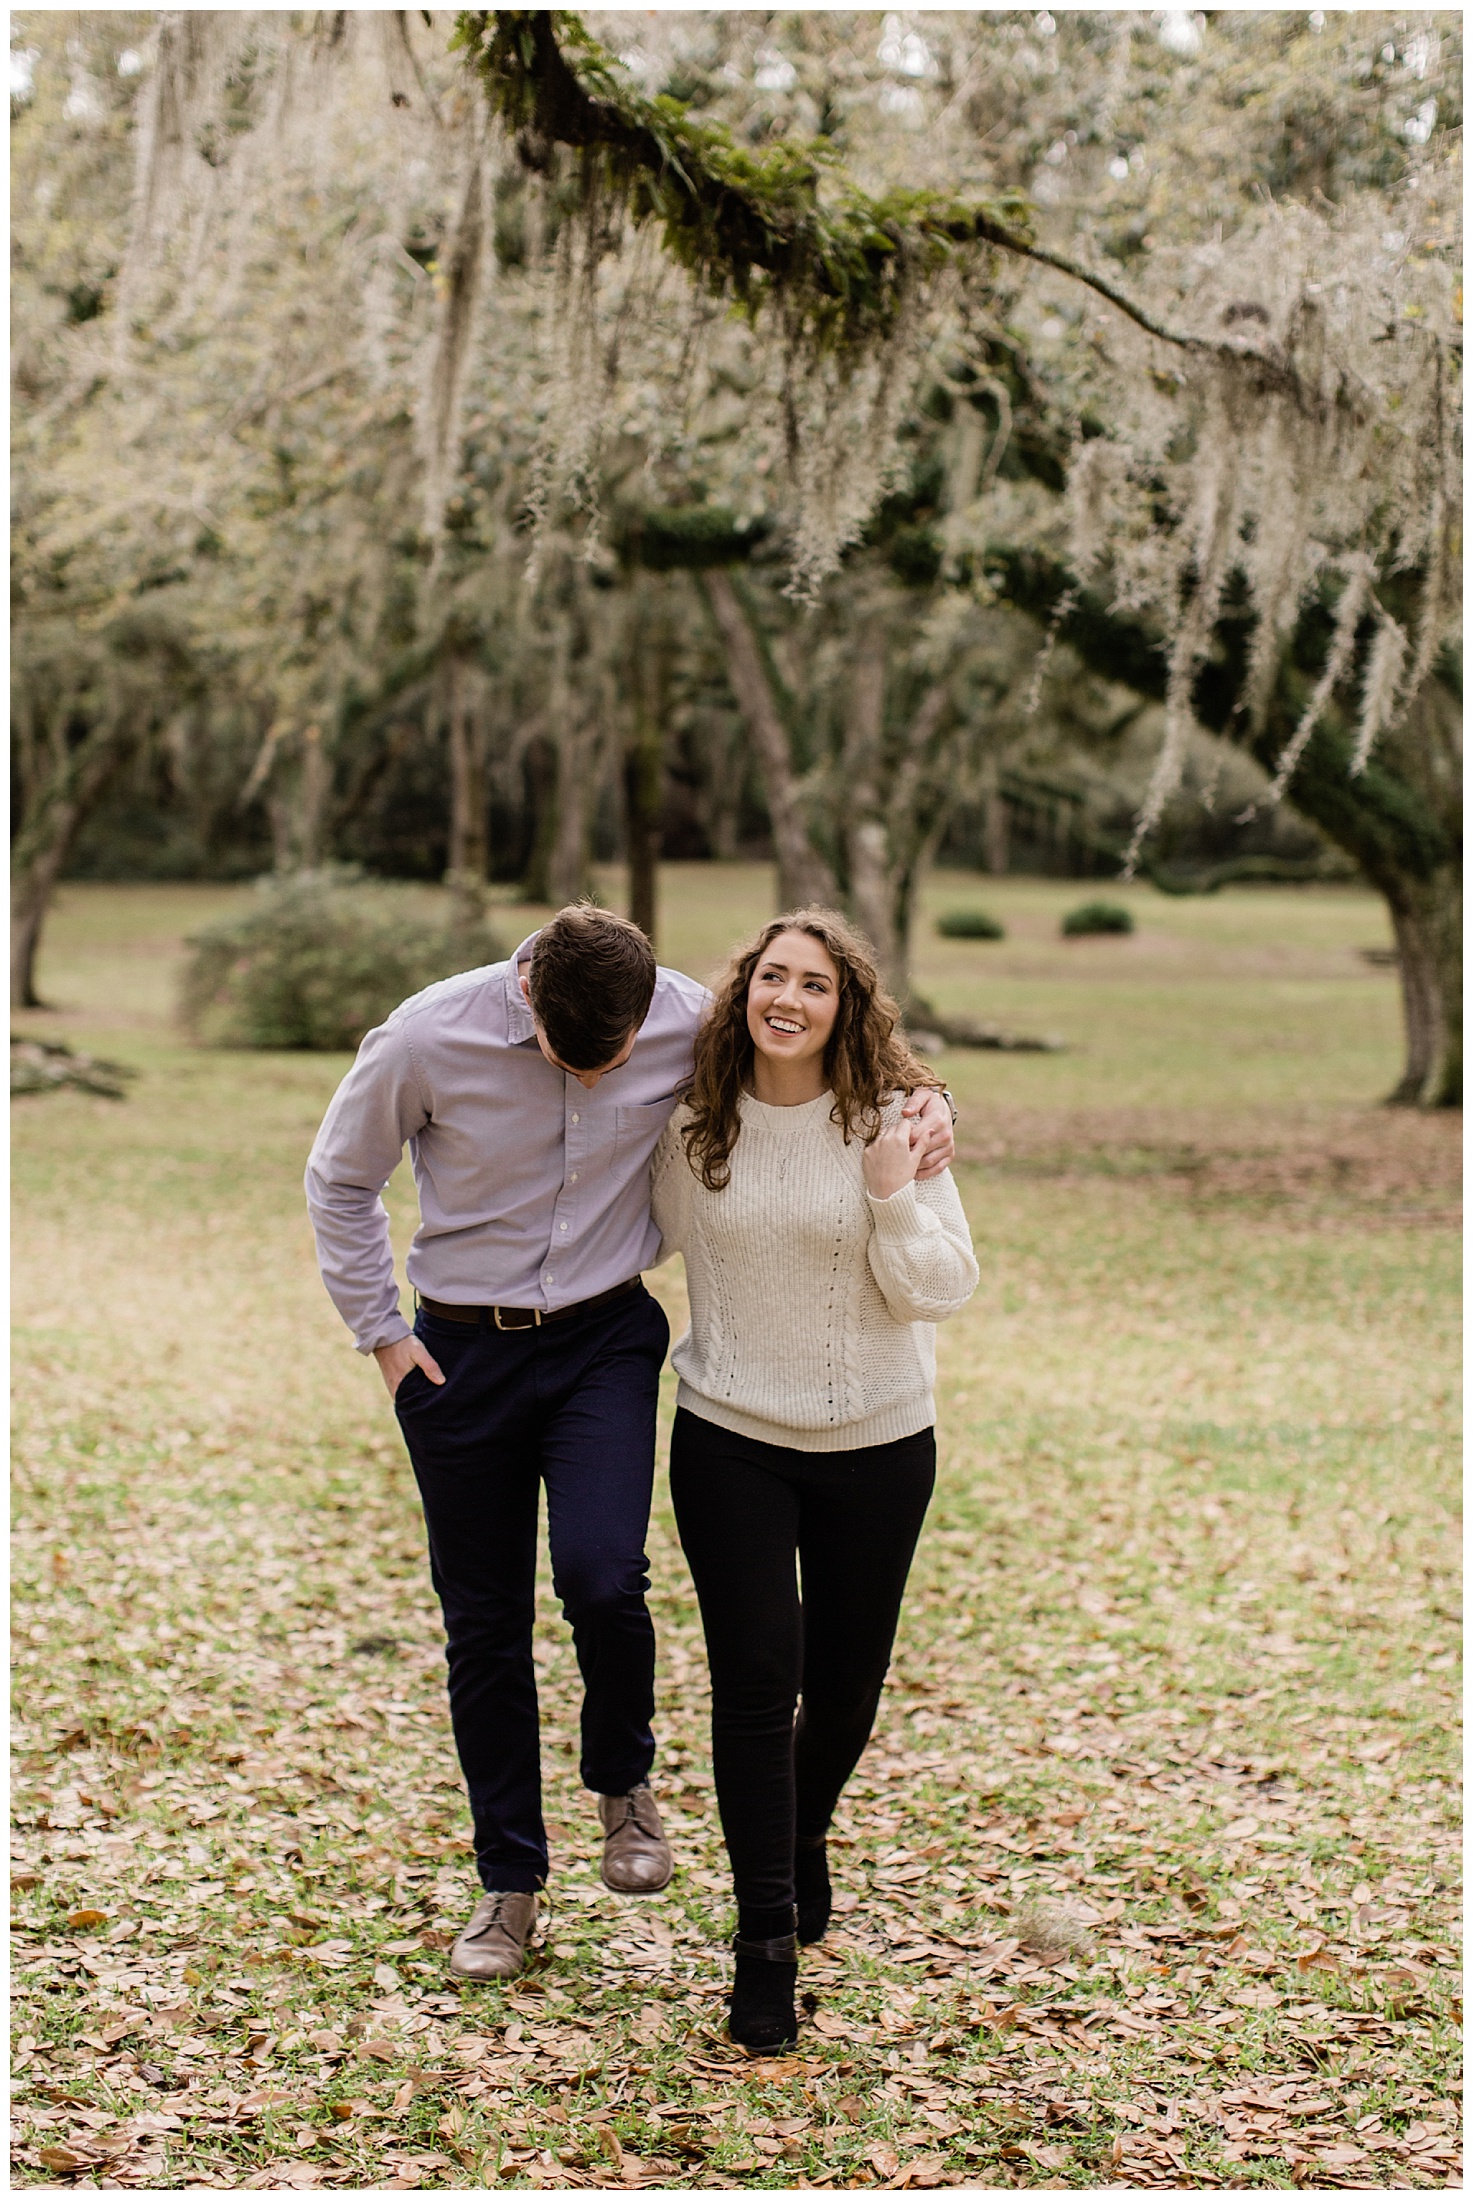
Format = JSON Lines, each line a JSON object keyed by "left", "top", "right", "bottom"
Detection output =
{"left": 455, "top": 10, "right": 1032, "bottom": 348}
{"left": 455, "top": 9, "right": 1355, "bottom": 411}
{"left": 454, "top": 11, "right": 1218, "bottom": 359}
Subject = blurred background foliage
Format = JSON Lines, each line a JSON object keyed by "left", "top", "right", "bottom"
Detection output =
{"left": 10, "top": 9, "right": 1461, "bottom": 1096}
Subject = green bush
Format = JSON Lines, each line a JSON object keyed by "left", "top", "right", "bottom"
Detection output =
{"left": 1061, "top": 900, "right": 1135, "bottom": 937}
{"left": 180, "top": 871, "right": 503, "bottom": 1051}
{"left": 937, "top": 908, "right": 1006, "bottom": 941}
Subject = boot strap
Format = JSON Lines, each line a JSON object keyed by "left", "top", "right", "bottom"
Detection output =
{"left": 733, "top": 1931, "right": 799, "bottom": 1963}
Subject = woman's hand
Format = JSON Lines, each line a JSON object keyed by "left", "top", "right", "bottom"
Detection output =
{"left": 863, "top": 1117, "right": 922, "bottom": 1201}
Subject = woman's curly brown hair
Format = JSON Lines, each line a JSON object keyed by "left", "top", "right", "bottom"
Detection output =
{"left": 681, "top": 907, "right": 942, "bottom": 1191}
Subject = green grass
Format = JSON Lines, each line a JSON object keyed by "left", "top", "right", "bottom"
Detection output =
{"left": 11, "top": 869, "right": 1461, "bottom": 2189}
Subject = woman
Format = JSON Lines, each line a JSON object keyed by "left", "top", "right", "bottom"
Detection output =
{"left": 651, "top": 909, "right": 978, "bottom": 2052}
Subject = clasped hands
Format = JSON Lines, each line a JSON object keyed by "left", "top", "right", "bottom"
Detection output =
{"left": 864, "top": 1086, "right": 953, "bottom": 1201}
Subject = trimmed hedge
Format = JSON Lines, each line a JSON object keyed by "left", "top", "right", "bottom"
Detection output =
{"left": 1061, "top": 900, "right": 1135, "bottom": 937}
{"left": 937, "top": 909, "right": 1006, "bottom": 941}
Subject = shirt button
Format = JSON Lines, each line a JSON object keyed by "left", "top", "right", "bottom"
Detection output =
{"left": 569, "top": 1172, "right": 578, "bottom": 1183}
{"left": 559, "top": 1222, "right": 568, "bottom": 1231}
{"left": 570, "top": 1111, "right": 580, "bottom": 1125}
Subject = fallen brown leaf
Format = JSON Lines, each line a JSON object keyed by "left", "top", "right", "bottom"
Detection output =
{"left": 39, "top": 2144, "right": 98, "bottom": 2173}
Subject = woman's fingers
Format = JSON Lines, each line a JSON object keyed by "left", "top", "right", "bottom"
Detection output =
{"left": 864, "top": 1119, "right": 921, "bottom": 1196}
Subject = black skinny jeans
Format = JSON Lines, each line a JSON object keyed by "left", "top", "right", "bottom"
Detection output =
{"left": 669, "top": 1406, "right": 935, "bottom": 1915}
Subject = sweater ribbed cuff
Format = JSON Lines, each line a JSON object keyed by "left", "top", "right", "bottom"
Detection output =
{"left": 865, "top": 1181, "right": 923, "bottom": 1233}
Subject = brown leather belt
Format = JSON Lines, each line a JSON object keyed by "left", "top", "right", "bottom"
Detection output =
{"left": 418, "top": 1277, "right": 642, "bottom": 1331}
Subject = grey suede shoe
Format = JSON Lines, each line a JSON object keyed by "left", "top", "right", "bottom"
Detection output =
{"left": 598, "top": 1782, "right": 673, "bottom": 1894}
{"left": 448, "top": 1891, "right": 539, "bottom": 1981}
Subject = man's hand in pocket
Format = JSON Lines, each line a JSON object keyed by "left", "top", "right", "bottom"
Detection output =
{"left": 374, "top": 1334, "right": 446, "bottom": 1400}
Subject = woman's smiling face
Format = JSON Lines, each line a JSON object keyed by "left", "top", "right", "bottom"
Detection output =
{"left": 746, "top": 928, "right": 841, "bottom": 1071}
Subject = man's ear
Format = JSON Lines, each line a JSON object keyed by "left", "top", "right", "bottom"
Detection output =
{"left": 518, "top": 973, "right": 532, "bottom": 1003}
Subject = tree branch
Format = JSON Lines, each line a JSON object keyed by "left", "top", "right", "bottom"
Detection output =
{"left": 457, "top": 9, "right": 1339, "bottom": 413}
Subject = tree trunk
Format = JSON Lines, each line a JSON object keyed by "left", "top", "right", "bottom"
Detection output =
{"left": 1383, "top": 867, "right": 1461, "bottom": 1107}
{"left": 532, "top": 616, "right": 594, "bottom": 908}
{"left": 420, "top": 108, "right": 489, "bottom": 550}
{"left": 618, "top": 577, "right": 665, "bottom": 945}
{"left": 701, "top": 716, "right": 745, "bottom": 860}
{"left": 519, "top": 735, "right": 558, "bottom": 904}
{"left": 880, "top": 683, "right": 951, "bottom": 1008}
{"left": 267, "top": 791, "right": 296, "bottom": 873}
{"left": 11, "top": 717, "right": 141, "bottom": 1009}
{"left": 299, "top": 724, "right": 329, "bottom": 870}
{"left": 982, "top": 770, "right": 1010, "bottom": 875}
{"left": 547, "top": 717, "right": 598, "bottom": 906}
{"left": 445, "top": 657, "right": 490, "bottom": 901}
{"left": 623, "top": 725, "right": 661, "bottom": 944}
{"left": 842, "top": 620, "right": 900, "bottom": 983}
{"left": 11, "top": 817, "right": 76, "bottom": 1010}
{"left": 697, "top": 568, "right": 837, "bottom": 910}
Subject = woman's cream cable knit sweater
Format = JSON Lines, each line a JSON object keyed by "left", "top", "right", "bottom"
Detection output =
{"left": 650, "top": 1090, "right": 978, "bottom": 1452}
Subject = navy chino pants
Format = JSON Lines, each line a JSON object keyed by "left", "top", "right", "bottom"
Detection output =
{"left": 393, "top": 1284, "right": 670, "bottom": 1892}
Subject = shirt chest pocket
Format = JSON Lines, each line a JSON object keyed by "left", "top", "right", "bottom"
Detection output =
{"left": 613, "top": 1096, "right": 679, "bottom": 1171}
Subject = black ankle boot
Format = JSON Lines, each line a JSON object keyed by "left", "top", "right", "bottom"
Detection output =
{"left": 728, "top": 1919, "right": 799, "bottom": 2054}
{"left": 795, "top": 1836, "right": 831, "bottom": 1945}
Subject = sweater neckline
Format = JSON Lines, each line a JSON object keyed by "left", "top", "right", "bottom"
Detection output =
{"left": 739, "top": 1088, "right": 834, "bottom": 1133}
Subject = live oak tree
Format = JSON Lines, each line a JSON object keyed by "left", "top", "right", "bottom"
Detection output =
{"left": 461, "top": 8, "right": 1461, "bottom": 1102}
{"left": 12, "top": 10, "right": 1461, "bottom": 1106}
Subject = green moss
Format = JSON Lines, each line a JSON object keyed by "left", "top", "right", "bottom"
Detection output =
{"left": 454, "top": 11, "right": 1032, "bottom": 353}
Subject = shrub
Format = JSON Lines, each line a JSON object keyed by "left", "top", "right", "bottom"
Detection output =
{"left": 1061, "top": 900, "right": 1135, "bottom": 938}
{"left": 180, "top": 871, "right": 503, "bottom": 1051}
{"left": 937, "top": 908, "right": 1006, "bottom": 941}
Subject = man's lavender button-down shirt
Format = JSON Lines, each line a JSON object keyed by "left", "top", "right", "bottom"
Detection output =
{"left": 305, "top": 932, "right": 709, "bottom": 1353}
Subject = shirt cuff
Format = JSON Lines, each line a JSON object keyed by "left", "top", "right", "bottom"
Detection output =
{"left": 358, "top": 1312, "right": 412, "bottom": 1356}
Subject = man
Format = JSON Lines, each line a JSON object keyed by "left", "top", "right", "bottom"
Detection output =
{"left": 305, "top": 903, "right": 955, "bottom": 1982}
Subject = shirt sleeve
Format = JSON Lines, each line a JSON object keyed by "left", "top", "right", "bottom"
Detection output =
{"left": 647, "top": 1112, "right": 693, "bottom": 1266}
{"left": 865, "top": 1168, "right": 979, "bottom": 1324}
{"left": 303, "top": 1015, "right": 430, "bottom": 1353}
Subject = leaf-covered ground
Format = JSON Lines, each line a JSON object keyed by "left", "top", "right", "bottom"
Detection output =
{"left": 12, "top": 873, "right": 1462, "bottom": 2189}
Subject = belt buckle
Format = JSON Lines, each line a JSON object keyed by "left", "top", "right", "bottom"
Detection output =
{"left": 493, "top": 1306, "right": 540, "bottom": 1331}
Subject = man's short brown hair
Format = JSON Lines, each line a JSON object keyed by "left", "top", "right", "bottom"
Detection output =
{"left": 528, "top": 905, "right": 657, "bottom": 1071}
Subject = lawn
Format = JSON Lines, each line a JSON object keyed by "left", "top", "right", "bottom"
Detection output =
{"left": 11, "top": 869, "right": 1461, "bottom": 2191}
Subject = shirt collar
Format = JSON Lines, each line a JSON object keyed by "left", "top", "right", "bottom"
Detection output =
{"left": 505, "top": 931, "right": 541, "bottom": 1044}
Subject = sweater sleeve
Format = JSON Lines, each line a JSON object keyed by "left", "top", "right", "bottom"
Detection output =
{"left": 865, "top": 1167, "right": 978, "bottom": 1323}
{"left": 647, "top": 1111, "right": 693, "bottom": 1267}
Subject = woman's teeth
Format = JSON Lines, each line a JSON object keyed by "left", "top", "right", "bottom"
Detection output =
{"left": 767, "top": 1016, "right": 804, "bottom": 1035}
